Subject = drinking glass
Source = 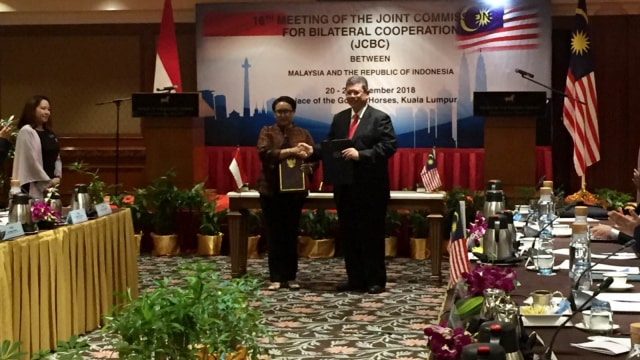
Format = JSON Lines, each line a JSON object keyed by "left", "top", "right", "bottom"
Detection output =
{"left": 532, "top": 240, "right": 554, "bottom": 276}
{"left": 590, "top": 299, "right": 613, "bottom": 334}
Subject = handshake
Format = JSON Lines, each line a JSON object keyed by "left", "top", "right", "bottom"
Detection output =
{"left": 285, "top": 143, "right": 313, "bottom": 159}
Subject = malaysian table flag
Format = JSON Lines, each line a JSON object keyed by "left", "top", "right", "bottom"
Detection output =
{"left": 456, "top": 5, "right": 540, "bottom": 52}
{"left": 562, "top": 0, "right": 600, "bottom": 177}
{"left": 420, "top": 148, "right": 442, "bottom": 192}
{"left": 449, "top": 202, "right": 471, "bottom": 288}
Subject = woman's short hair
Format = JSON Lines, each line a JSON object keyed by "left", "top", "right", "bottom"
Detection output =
{"left": 272, "top": 96, "right": 297, "bottom": 112}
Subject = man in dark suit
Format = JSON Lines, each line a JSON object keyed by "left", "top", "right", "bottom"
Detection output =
{"left": 299, "top": 75, "right": 397, "bottom": 294}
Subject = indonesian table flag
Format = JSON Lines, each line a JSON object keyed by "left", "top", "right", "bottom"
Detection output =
{"left": 229, "top": 147, "right": 247, "bottom": 190}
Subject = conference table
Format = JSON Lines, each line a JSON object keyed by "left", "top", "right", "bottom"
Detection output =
{"left": 0, "top": 209, "right": 138, "bottom": 356}
{"left": 227, "top": 190, "right": 446, "bottom": 282}
{"left": 444, "top": 232, "right": 639, "bottom": 359}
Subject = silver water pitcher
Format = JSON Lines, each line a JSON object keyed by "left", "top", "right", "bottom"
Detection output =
{"left": 9, "top": 193, "right": 36, "bottom": 232}
{"left": 71, "top": 184, "right": 92, "bottom": 213}
{"left": 483, "top": 190, "right": 504, "bottom": 219}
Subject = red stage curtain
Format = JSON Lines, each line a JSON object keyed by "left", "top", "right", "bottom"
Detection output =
{"left": 204, "top": 146, "right": 553, "bottom": 194}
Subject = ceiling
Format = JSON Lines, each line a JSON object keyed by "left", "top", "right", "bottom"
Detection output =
{"left": 0, "top": 0, "right": 638, "bottom": 25}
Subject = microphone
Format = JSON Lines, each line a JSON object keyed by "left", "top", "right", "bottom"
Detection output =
{"left": 156, "top": 85, "right": 178, "bottom": 92}
{"left": 568, "top": 239, "right": 637, "bottom": 311}
{"left": 540, "top": 277, "right": 614, "bottom": 360}
{"left": 515, "top": 68, "right": 535, "bottom": 78}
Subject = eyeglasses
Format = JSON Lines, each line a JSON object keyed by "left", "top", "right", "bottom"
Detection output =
{"left": 275, "top": 110, "right": 293, "bottom": 116}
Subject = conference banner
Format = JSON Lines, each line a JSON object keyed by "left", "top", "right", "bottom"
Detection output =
{"left": 196, "top": 0, "right": 551, "bottom": 148}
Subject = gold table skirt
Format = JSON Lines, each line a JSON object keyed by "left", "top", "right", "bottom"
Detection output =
{"left": 0, "top": 209, "right": 139, "bottom": 357}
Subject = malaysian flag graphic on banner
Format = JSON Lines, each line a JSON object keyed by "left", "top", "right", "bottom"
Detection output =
{"left": 448, "top": 202, "right": 471, "bottom": 288}
{"left": 420, "top": 148, "right": 442, "bottom": 192}
{"left": 153, "top": 0, "right": 182, "bottom": 93}
{"left": 456, "top": 5, "right": 540, "bottom": 52}
{"left": 562, "top": 0, "right": 599, "bottom": 177}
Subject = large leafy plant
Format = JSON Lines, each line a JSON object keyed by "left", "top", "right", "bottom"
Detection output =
{"left": 103, "top": 261, "right": 270, "bottom": 359}
{"left": 299, "top": 209, "right": 337, "bottom": 239}
{"left": 146, "top": 170, "right": 180, "bottom": 235}
{"left": 408, "top": 209, "right": 429, "bottom": 238}
{"left": 385, "top": 209, "right": 403, "bottom": 237}
{"left": 594, "top": 188, "right": 634, "bottom": 210}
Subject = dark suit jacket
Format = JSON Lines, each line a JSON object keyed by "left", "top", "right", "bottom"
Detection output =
{"left": 324, "top": 105, "right": 397, "bottom": 200}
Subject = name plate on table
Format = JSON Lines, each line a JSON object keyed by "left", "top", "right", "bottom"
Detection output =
{"left": 95, "top": 202, "right": 113, "bottom": 217}
{"left": 2, "top": 223, "right": 25, "bottom": 240}
{"left": 68, "top": 209, "right": 89, "bottom": 224}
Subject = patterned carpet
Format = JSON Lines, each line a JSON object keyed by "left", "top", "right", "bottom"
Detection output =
{"left": 67, "top": 255, "right": 449, "bottom": 359}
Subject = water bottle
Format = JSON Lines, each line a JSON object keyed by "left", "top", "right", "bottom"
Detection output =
{"left": 569, "top": 222, "right": 592, "bottom": 291}
{"left": 538, "top": 187, "right": 554, "bottom": 216}
{"left": 532, "top": 202, "right": 555, "bottom": 275}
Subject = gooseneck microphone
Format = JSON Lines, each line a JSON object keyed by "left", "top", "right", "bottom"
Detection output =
{"left": 515, "top": 68, "right": 535, "bottom": 78}
{"left": 540, "top": 277, "right": 614, "bottom": 360}
{"left": 568, "top": 239, "right": 637, "bottom": 311}
{"left": 156, "top": 85, "right": 178, "bottom": 92}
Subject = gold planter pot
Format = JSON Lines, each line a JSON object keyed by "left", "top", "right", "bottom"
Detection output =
{"left": 298, "top": 235, "right": 335, "bottom": 259}
{"left": 134, "top": 232, "right": 143, "bottom": 256}
{"left": 248, "top": 235, "right": 261, "bottom": 259}
{"left": 151, "top": 233, "right": 179, "bottom": 256}
{"left": 197, "top": 233, "right": 224, "bottom": 256}
{"left": 384, "top": 236, "right": 398, "bottom": 257}
{"left": 409, "top": 237, "right": 431, "bottom": 260}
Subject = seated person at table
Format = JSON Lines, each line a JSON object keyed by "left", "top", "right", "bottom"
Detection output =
{"left": 607, "top": 209, "right": 640, "bottom": 257}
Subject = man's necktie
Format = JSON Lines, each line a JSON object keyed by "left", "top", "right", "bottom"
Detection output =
{"left": 348, "top": 114, "right": 359, "bottom": 139}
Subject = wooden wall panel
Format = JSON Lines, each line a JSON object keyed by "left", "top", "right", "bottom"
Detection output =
{"left": 58, "top": 135, "right": 146, "bottom": 201}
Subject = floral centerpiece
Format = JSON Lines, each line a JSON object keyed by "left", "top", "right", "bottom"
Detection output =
{"left": 451, "top": 265, "right": 518, "bottom": 327}
{"left": 424, "top": 321, "right": 475, "bottom": 360}
{"left": 466, "top": 212, "right": 487, "bottom": 251}
{"left": 31, "top": 202, "right": 60, "bottom": 229}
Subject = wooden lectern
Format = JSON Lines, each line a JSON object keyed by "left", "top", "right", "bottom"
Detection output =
{"left": 474, "top": 92, "right": 546, "bottom": 194}
{"left": 133, "top": 93, "right": 205, "bottom": 189}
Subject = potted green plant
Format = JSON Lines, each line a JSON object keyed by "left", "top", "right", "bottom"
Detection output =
{"left": 384, "top": 210, "right": 403, "bottom": 257}
{"left": 298, "top": 209, "right": 338, "bottom": 258}
{"left": 103, "top": 261, "right": 271, "bottom": 359}
{"left": 197, "top": 199, "right": 227, "bottom": 256}
{"left": 408, "top": 209, "right": 429, "bottom": 260}
{"left": 146, "top": 170, "right": 181, "bottom": 255}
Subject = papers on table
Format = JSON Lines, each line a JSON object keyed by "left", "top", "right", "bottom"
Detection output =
{"left": 582, "top": 291, "right": 640, "bottom": 312}
{"left": 553, "top": 258, "right": 640, "bottom": 273}
{"left": 571, "top": 336, "right": 631, "bottom": 356}
{"left": 554, "top": 248, "right": 639, "bottom": 261}
{"left": 555, "top": 217, "right": 599, "bottom": 224}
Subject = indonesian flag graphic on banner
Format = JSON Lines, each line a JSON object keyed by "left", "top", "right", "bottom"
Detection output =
{"left": 229, "top": 147, "right": 247, "bottom": 189}
{"left": 153, "top": 0, "right": 182, "bottom": 93}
